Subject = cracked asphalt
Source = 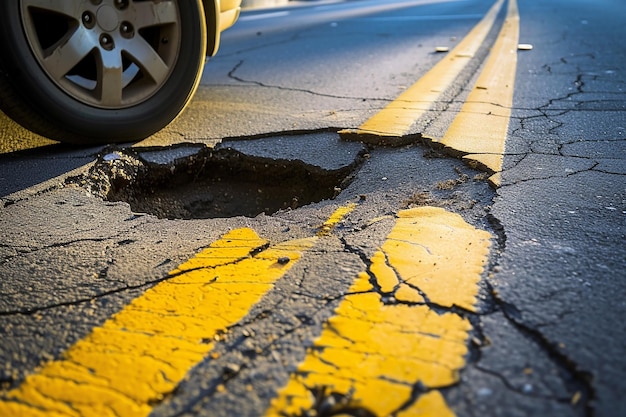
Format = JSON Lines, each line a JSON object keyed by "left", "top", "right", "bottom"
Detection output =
{"left": 1, "top": 0, "right": 625, "bottom": 416}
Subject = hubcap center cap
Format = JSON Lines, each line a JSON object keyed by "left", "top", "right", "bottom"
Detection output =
{"left": 96, "top": 5, "right": 119, "bottom": 32}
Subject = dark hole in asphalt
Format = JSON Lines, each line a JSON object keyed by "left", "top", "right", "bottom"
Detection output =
{"left": 73, "top": 134, "right": 366, "bottom": 219}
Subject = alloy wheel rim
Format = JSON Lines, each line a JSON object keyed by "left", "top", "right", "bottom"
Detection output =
{"left": 20, "top": 0, "right": 182, "bottom": 109}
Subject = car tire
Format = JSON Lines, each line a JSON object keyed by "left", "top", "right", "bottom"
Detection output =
{"left": 0, "top": 0, "right": 207, "bottom": 145}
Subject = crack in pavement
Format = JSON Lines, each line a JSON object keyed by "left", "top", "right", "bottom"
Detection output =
{"left": 227, "top": 60, "right": 393, "bottom": 103}
{"left": 482, "top": 284, "right": 594, "bottom": 415}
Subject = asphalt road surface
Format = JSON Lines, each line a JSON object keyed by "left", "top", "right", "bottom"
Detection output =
{"left": 1, "top": 0, "right": 625, "bottom": 416}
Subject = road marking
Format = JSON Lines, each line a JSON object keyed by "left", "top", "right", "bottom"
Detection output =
{"left": 266, "top": 206, "right": 492, "bottom": 417}
{"left": 340, "top": 0, "right": 505, "bottom": 143}
{"left": 0, "top": 205, "right": 355, "bottom": 417}
{"left": 317, "top": 202, "right": 357, "bottom": 236}
{"left": 340, "top": 0, "right": 520, "bottom": 187}
{"left": 436, "top": 0, "right": 520, "bottom": 186}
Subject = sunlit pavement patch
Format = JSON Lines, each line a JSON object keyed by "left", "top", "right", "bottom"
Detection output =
{"left": 0, "top": 112, "right": 57, "bottom": 154}
{"left": 266, "top": 207, "right": 492, "bottom": 417}
{"left": 0, "top": 227, "right": 318, "bottom": 417}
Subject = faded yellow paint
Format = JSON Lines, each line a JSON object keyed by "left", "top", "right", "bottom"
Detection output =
{"left": 0, "top": 228, "right": 315, "bottom": 417}
{"left": 340, "top": 0, "right": 505, "bottom": 141}
{"left": 266, "top": 207, "right": 492, "bottom": 416}
{"left": 438, "top": 0, "right": 520, "bottom": 185}
{"left": 317, "top": 203, "right": 357, "bottom": 236}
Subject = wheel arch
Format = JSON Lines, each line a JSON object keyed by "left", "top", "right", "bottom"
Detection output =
{"left": 203, "top": 0, "right": 220, "bottom": 56}
{"left": 203, "top": 0, "right": 241, "bottom": 57}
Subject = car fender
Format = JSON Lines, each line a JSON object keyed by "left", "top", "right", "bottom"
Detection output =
{"left": 204, "top": 0, "right": 242, "bottom": 56}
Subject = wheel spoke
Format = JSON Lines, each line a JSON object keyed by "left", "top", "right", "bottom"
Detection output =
{"left": 43, "top": 27, "right": 97, "bottom": 81}
{"left": 129, "top": 1, "right": 179, "bottom": 30}
{"left": 21, "top": 0, "right": 81, "bottom": 19}
{"left": 18, "top": 0, "right": 187, "bottom": 111}
{"left": 98, "top": 51, "right": 124, "bottom": 107}
{"left": 123, "top": 38, "right": 170, "bottom": 84}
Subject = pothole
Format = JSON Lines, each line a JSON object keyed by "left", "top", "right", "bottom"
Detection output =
{"left": 70, "top": 133, "right": 367, "bottom": 219}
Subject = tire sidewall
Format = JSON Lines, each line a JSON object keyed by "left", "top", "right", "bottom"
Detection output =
{"left": 0, "top": 1, "right": 206, "bottom": 142}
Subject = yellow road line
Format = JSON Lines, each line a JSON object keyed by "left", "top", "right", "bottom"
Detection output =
{"left": 317, "top": 203, "right": 357, "bottom": 237}
{"left": 0, "top": 204, "right": 356, "bottom": 417}
{"left": 437, "top": 0, "right": 520, "bottom": 186}
{"left": 340, "top": 0, "right": 505, "bottom": 143}
{"left": 0, "top": 228, "right": 312, "bottom": 417}
{"left": 266, "top": 206, "right": 492, "bottom": 417}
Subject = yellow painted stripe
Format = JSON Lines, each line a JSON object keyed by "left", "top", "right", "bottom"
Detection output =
{"left": 0, "top": 204, "right": 360, "bottom": 417}
{"left": 317, "top": 203, "right": 357, "bottom": 237}
{"left": 0, "top": 205, "right": 355, "bottom": 416}
{"left": 0, "top": 227, "right": 316, "bottom": 417}
{"left": 438, "top": 0, "right": 520, "bottom": 186}
{"left": 340, "top": 0, "right": 505, "bottom": 142}
{"left": 266, "top": 207, "right": 492, "bottom": 417}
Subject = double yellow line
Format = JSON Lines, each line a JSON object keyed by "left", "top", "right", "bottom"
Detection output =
{"left": 343, "top": 0, "right": 520, "bottom": 186}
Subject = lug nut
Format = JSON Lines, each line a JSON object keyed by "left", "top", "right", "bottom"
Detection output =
{"left": 100, "top": 34, "right": 114, "bottom": 50}
{"left": 120, "top": 22, "right": 134, "bottom": 38}
{"left": 82, "top": 11, "right": 96, "bottom": 29}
